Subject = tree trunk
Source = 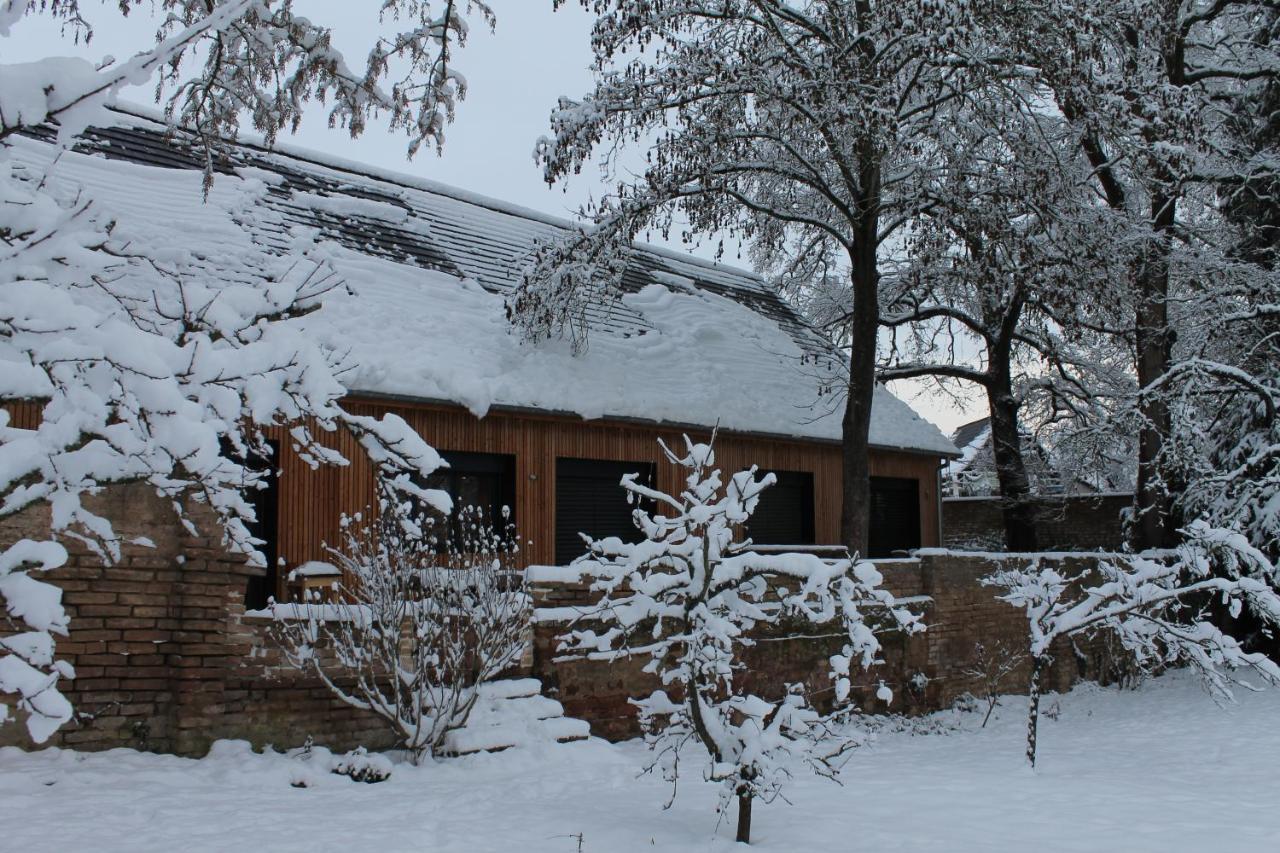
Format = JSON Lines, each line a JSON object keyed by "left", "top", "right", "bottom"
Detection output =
{"left": 736, "top": 790, "right": 753, "bottom": 844}
{"left": 1132, "top": 192, "right": 1177, "bottom": 551}
{"left": 1026, "top": 654, "right": 1044, "bottom": 768}
{"left": 839, "top": 154, "right": 882, "bottom": 557}
{"left": 987, "top": 371, "right": 1038, "bottom": 552}
{"left": 1070, "top": 122, "right": 1179, "bottom": 552}
{"left": 840, "top": 306, "right": 877, "bottom": 557}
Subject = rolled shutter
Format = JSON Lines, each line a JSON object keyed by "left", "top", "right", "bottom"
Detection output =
{"left": 555, "top": 458, "right": 656, "bottom": 565}
{"left": 746, "top": 470, "right": 815, "bottom": 545}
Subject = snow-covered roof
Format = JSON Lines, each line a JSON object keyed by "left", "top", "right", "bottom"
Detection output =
{"left": 12, "top": 108, "right": 957, "bottom": 456}
{"left": 944, "top": 417, "right": 993, "bottom": 477}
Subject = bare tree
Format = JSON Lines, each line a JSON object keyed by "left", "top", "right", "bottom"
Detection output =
{"left": 960, "top": 640, "right": 1026, "bottom": 729}
{"left": 513, "top": 0, "right": 1011, "bottom": 555}
{"left": 878, "top": 103, "right": 1126, "bottom": 549}
{"left": 13, "top": 1, "right": 494, "bottom": 174}
{"left": 270, "top": 503, "right": 530, "bottom": 764}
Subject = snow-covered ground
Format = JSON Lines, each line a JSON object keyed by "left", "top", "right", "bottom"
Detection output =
{"left": 1, "top": 673, "right": 1275, "bottom": 852}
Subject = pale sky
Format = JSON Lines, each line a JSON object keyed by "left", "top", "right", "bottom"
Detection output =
{"left": 10, "top": 1, "right": 985, "bottom": 435}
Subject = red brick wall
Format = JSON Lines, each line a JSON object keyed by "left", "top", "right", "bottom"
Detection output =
{"left": 531, "top": 553, "right": 1110, "bottom": 740}
{"left": 3, "top": 483, "right": 1118, "bottom": 754}
{"left": 0, "top": 484, "right": 394, "bottom": 755}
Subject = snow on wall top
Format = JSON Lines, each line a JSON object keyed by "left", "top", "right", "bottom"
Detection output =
{"left": 12, "top": 110, "right": 957, "bottom": 456}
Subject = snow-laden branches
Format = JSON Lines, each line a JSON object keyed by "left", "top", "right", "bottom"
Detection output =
{"left": 516, "top": 0, "right": 1006, "bottom": 347}
{"left": 0, "top": 178, "right": 448, "bottom": 738}
{"left": 0, "top": 539, "right": 73, "bottom": 741}
{"left": 878, "top": 99, "right": 1132, "bottom": 547}
{"left": 269, "top": 503, "right": 530, "bottom": 764}
{"left": 989, "top": 0, "right": 1280, "bottom": 549}
{"left": 9, "top": 1, "right": 494, "bottom": 168}
{"left": 515, "top": 1, "right": 1044, "bottom": 555}
{"left": 2, "top": 0, "right": 488, "bottom": 741}
{"left": 557, "top": 435, "right": 920, "bottom": 844}
{"left": 1155, "top": 337, "right": 1280, "bottom": 553}
{"left": 985, "top": 525, "right": 1280, "bottom": 766}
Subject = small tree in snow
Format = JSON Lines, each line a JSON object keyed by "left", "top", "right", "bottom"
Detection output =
{"left": 985, "top": 526, "right": 1280, "bottom": 767}
{"left": 960, "top": 640, "right": 1025, "bottom": 729}
{"left": 559, "top": 437, "right": 920, "bottom": 844}
{"left": 270, "top": 501, "right": 530, "bottom": 764}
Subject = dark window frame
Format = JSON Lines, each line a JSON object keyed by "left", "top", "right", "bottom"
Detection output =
{"left": 746, "top": 469, "right": 816, "bottom": 546}
{"left": 555, "top": 457, "right": 657, "bottom": 565}
{"left": 424, "top": 450, "right": 517, "bottom": 537}
{"left": 867, "top": 476, "right": 921, "bottom": 558}
{"left": 243, "top": 439, "right": 281, "bottom": 610}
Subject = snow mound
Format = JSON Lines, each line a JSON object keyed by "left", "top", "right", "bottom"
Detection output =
{"left": 440, "top": 679, "right": 590, "bottom": 756}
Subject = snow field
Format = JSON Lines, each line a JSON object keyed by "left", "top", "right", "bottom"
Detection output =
{"left": 1, "top": 672, "right": 1276, "bottom": 852}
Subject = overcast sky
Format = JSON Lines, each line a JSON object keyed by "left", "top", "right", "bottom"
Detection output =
{"left": 11, "top": 1, "right": 984, "bottom": 434}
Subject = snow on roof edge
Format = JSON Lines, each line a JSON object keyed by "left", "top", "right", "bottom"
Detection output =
{"left": 353, "top": 390, "right": 961, "bottom": 457}
{"left": 60, "top": 106, "right": 956, "bottom": 458}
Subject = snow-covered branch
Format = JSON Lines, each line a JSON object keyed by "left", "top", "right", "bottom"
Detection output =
{"left": 1, "top": 0, "right": 496, "bottom": 741}
{"left": 985, "top": 524, "right": 1280, "bottom": 766}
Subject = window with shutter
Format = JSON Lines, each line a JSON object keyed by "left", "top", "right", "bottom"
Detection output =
{"left": 555, "top": 458, "right": 656, "bottom": 565}
{"left": 746, "top": 470, "right": 815, "bottom": 546}
{"left": 867, "top": 476, "right": 921, "bottom": 558}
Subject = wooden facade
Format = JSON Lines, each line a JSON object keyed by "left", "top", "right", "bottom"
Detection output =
{"left": 271, "top": 396, "right": 942, "bottom": 593}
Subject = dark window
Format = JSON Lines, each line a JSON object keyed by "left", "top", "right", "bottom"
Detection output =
{"left": 746, "top": 470, "right": 815, "bottom": 546}
{"left": 243, "top": 441, "right": 280, "bottom": 610}
{"left": 555, "top": 458, "right": 656, "bottom": 565}
{"left": 424, "top": 451, "right": 516, "bottom": 537}
{"left": 868, "top": 476, "right": 921, "bottom": 558}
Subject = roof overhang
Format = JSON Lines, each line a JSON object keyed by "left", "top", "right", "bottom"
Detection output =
{"left": 350, "top": 390, "right": 961, "bottom": 459}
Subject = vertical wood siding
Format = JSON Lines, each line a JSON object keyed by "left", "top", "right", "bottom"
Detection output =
{"left": 2, "top": 400, "right": 43, "bottom": 429}
{"left": 271, "top": 397, "right": 942, "bottom": 599}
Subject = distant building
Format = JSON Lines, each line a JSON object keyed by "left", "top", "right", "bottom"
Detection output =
{"left": 942, "top": 417, "right": 1064, "bottom": 497}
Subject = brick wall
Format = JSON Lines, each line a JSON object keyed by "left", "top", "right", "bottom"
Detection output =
{"left": 942, "top": 494, "right": 1133, "bottom": 551}
{"left": 4, "top": 483, "right": 1123, "bottom": 754}
{"left": 530, "top": 552, "right": 1116, "bottom": 741}
{"left": 0, "top": 484, "right": 394, "bottom": 755}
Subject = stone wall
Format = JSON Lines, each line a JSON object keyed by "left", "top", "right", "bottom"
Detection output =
{"left": 942, "top": 493, "right": 1133, "bottom": 551}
